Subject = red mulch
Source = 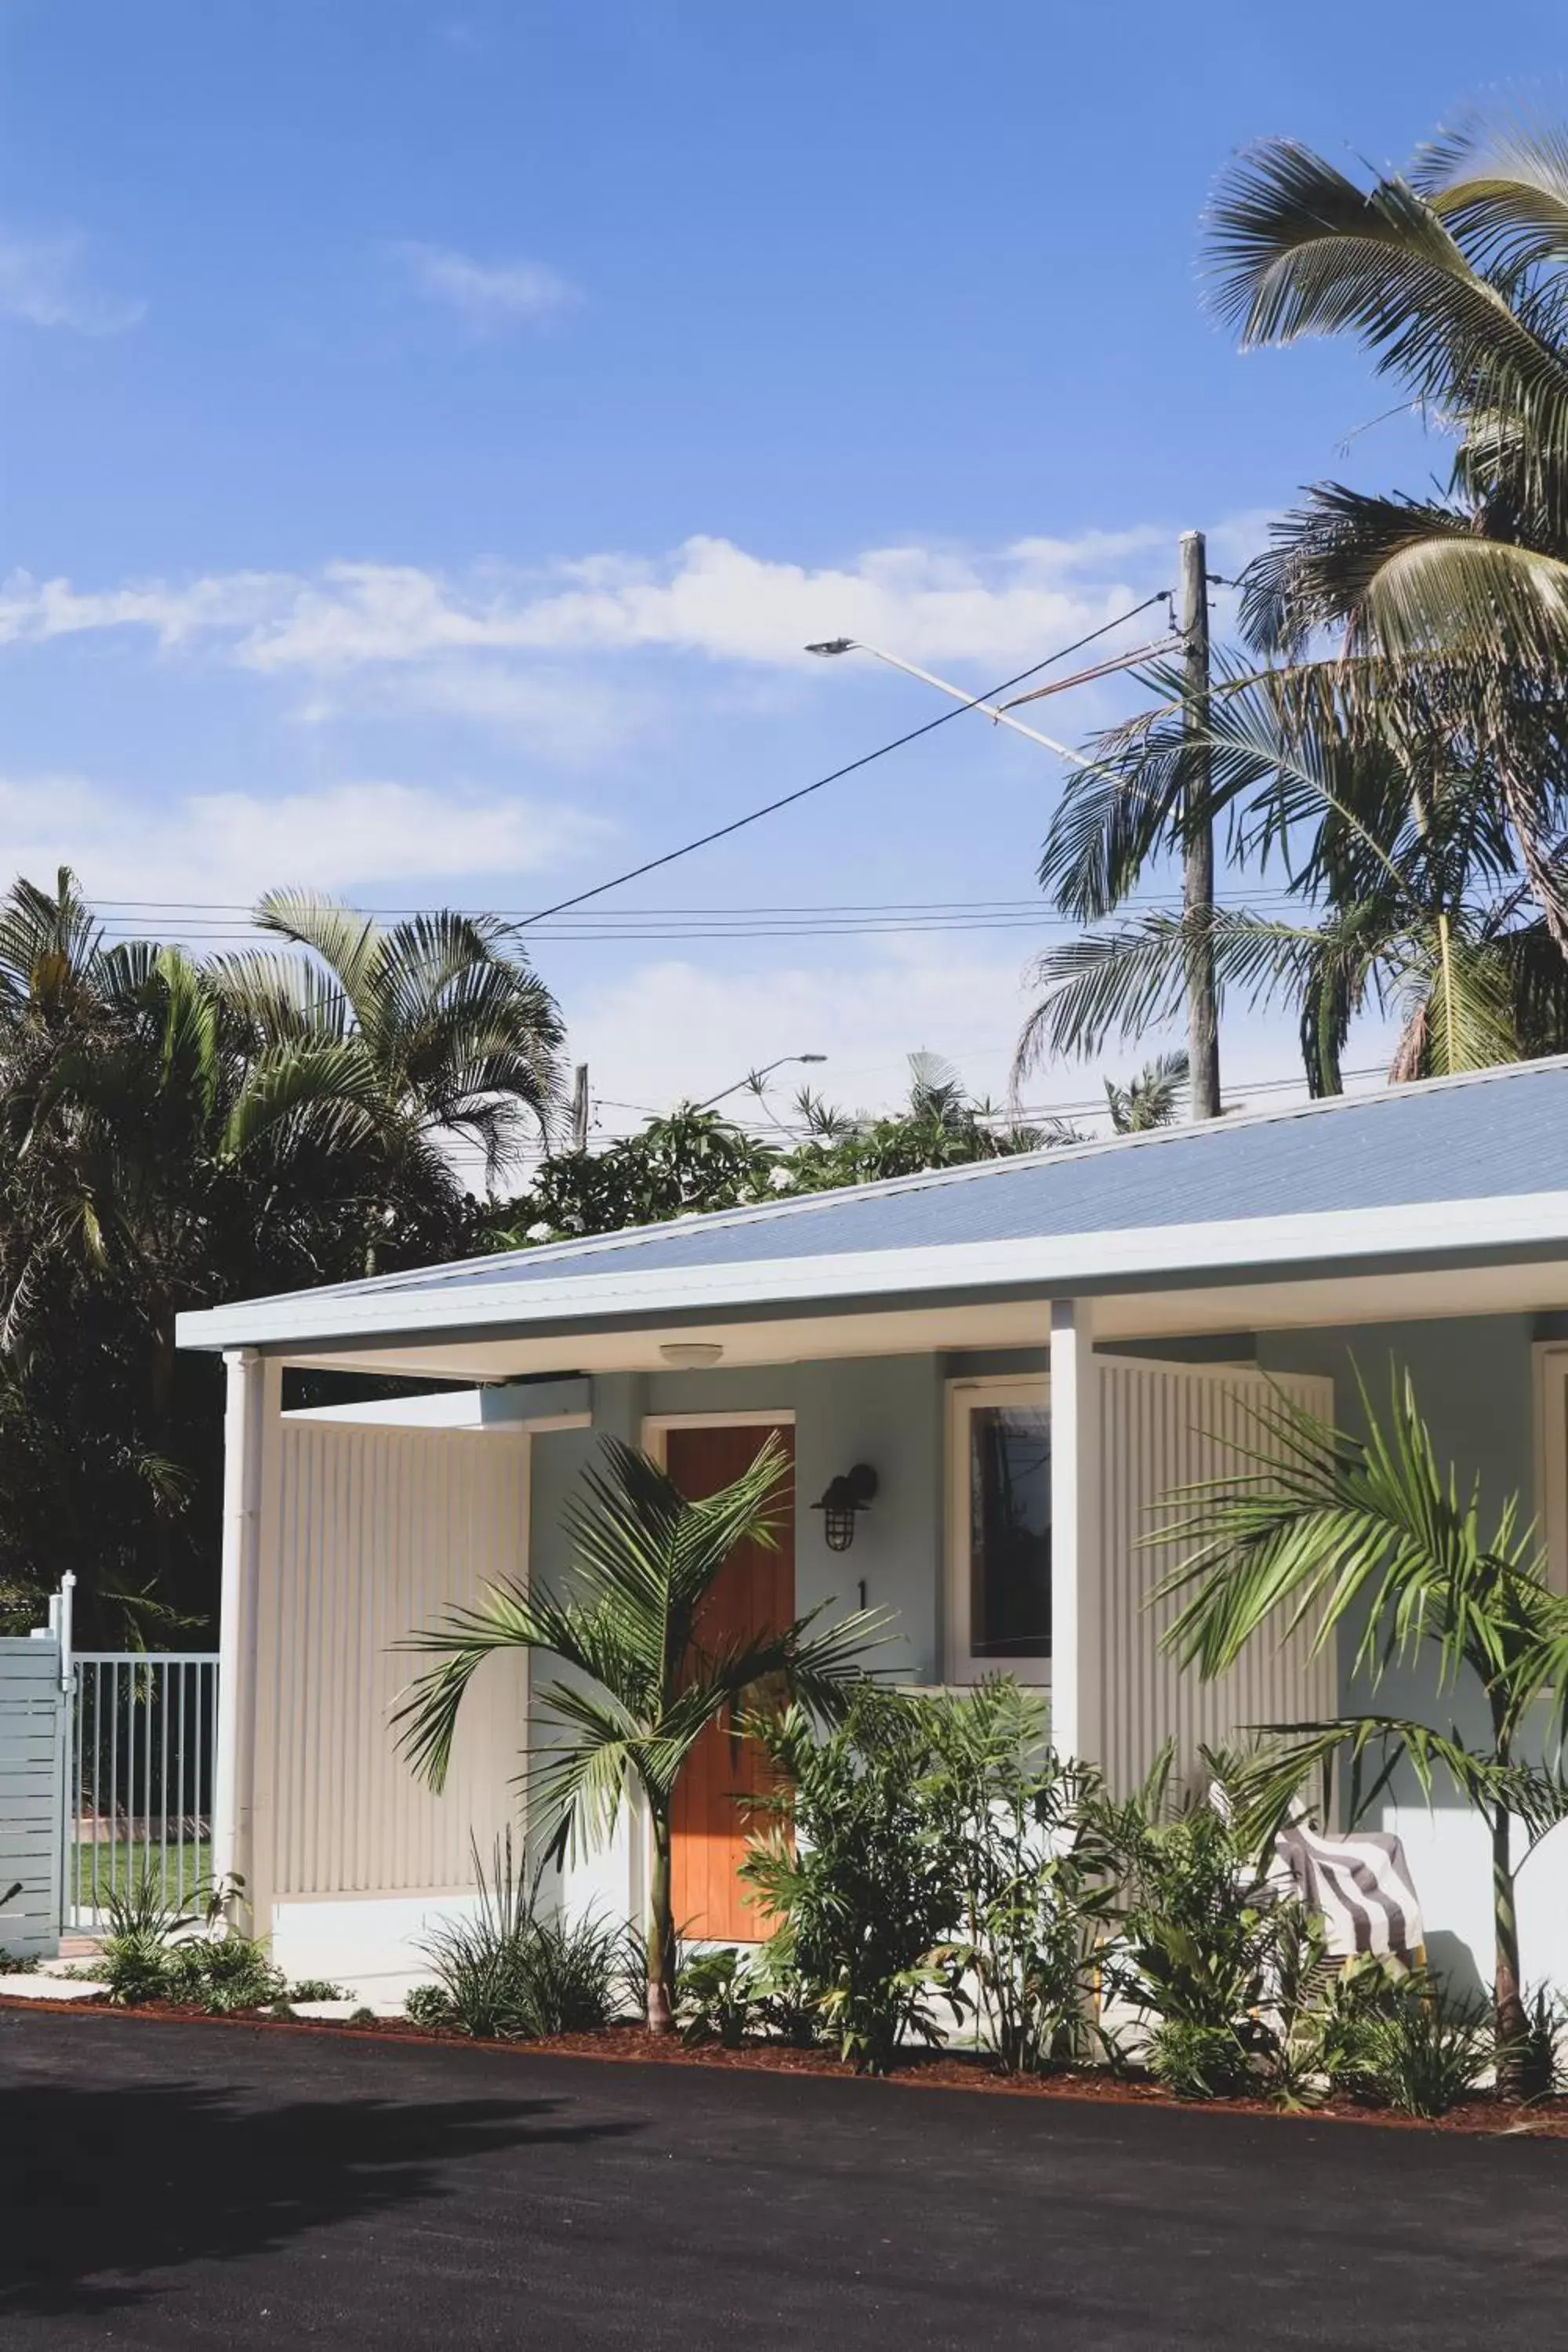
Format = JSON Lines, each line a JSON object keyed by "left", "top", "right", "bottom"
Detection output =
{"left": 5, "top": 1994, "right": 1565, "bottom": 2136}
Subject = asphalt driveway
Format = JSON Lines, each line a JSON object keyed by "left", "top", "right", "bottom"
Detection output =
{"left": 3, "top": 2009, "right": 1566, "bottom": 2350}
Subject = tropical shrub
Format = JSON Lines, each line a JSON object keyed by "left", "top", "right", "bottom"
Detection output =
{"left": 1098, "top": 1761, "right": 1282, "bottom": 2097}
{"left": 97, "top": 1869, "right": 197, "bottom": 2005}
{"left": 1512, "top": 1985, "right": 1566, "bottom": 2103}
{"left": 921, "top": 1680, "right": 1113, "bottom": 2074}
{"left": 416, "top": 1834, "right": 643, "bottom": 2041}
{"left": 165, "top": 1933, "right": 285, "bottom": 2014}
{"left": 742, "top": 1690, "right": 967, "bottom": 2074}
{"left": 100, "top": 1929, "right": 176, "bottom": 2008}
{"left": 677, "top": 1948, "right": 757, "bottom": 2048}
{"left": 1351, "top": 1976, "right": 1496, "bottom": 2118}
{"left": 405, "top": 1984, "right": 453, "bottom": 2030}
{"left": 1154, "top": 1368, "right": 1568, "bottom": 2090}
{"left": 673, "top": 1939, "right": 816, "bottom": 2049}
{"left": 517, "top": 1910, "right": 645, "bottom": 2035}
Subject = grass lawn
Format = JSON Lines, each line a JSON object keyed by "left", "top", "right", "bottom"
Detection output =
{"left": 67, "top": 1841, "right": 212, "bottom": 1917}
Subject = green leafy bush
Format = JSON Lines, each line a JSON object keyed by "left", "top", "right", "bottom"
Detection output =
{"left": 165, "top": 1934, "right": 285, "bottom": 2014}
{"left": 1102, "top": 1777, "right": 1276, "bottom": 2072}
{"left": 1147, "top": 2019, "right": 1257, "bottom": 2101}
{"left": 921, "top": 1682, "right": 1113, "bottom": 2074}
{"left": 1095, "top": 1752, "right": 1343, "bottom": 2100}
{"left": 677, "top": 1948, "right": 757, "bottom": 2047}
{"left": 98, "top": 1868, "right": 194, "bottom": 2005}
{"left": 101, "top": 1928, "right": 174, "bottom": 2007}
{"left": 742, "top": 1691, "right": 967, "bottom": 2074}
{"left": 96, "top": 1867, "right": 291, "bottom": 2013}
{"left": 287, "top": 1977, "right": 348, "bottom": 2003}
{"left": 405, "top": 1984, "right": 454, "bottom": 2030}
{"left": 518, "top": 1910, "right": 644, "bottom": 2034}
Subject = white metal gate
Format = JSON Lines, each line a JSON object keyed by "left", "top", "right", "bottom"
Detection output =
{"left": 64, "top": 1642, "right": 220, "bottom": 1931}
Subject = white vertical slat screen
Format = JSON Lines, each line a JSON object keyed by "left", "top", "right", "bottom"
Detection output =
{"left": 1091, "top": 1359, "right": 1336, "bottom": 1796}
{"left": 259, "top": 1424, "right": 529, "bottom": 1899}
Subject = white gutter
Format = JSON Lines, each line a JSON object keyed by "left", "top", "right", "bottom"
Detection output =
{"left": 176, "top": 1187, "right": 1568, "bottom": 1356}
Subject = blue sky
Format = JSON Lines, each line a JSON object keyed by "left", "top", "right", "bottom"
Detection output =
{"left": 2, "top": 1, "right": 1560, "bottom": 1148}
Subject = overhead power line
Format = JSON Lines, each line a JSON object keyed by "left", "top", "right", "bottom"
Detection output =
{"left": 516, "top": 595, "right": 1172, "bottom": 928}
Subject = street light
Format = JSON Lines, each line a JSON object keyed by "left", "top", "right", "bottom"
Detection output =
{"left": 805, "top": 637, "right": 1092, "bottom": 767}
{"left": 695, "top": 1053, "right": 826, "bottom": 1112}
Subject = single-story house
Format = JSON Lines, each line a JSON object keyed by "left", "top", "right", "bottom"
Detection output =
{"left": 177, "top": 1056, "right": 1568, "bottom": 1998}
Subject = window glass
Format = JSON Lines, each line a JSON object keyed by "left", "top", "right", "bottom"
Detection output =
{"left": 968, "top": 1404, "right": 1051, "bottom": 1657}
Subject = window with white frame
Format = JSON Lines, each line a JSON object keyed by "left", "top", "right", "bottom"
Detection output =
{"left": 946, "top": 1377, "right": 1051, "bottom": 1683}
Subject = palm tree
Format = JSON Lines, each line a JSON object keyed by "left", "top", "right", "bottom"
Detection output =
{"left": 1021, "top": 663, "right": 1568, "bottom": 1094}
{"left": 1209, "top": 119, "right": 1568, "bottom": 670}
{"left": 1029, "top": 115, "right": 1568, "bottom": 1094}
{"left": 395, "top": 1434, "right": 884, "bottom": 2031}
{"left": 0, "top": 871, "right": 569, "bottom": 1633}
{"left": 1152, "top": 1368, "right": 1568, "bottom": 2088}
{"left": 1104, "top": 1051, "right": 1189, "bottom": 1134}
{"left": 212, "top": 891, "right": 566, "bottom": 1268}
{"left": 1205, "top": 118, "right": 1568, "bottom": 940}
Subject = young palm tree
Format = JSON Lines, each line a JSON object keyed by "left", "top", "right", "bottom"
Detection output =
{"left": 1152, "top": 1369, "right": 1568, "bottom": 2086}
{"left": 396, "top": 1434, "right": 884, "bottom": 2032}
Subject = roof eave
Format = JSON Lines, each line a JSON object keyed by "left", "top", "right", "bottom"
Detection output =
{"left": 175, "top": 1187, "right": 1568, "bottom": 1357}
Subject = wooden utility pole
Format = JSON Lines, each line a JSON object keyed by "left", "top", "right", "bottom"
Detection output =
{"left": 568, "top": 1062, "right": 590, "bottom": 1153}
{"left": 1179, "top": 529, "right": 1221, "bottom": 1120}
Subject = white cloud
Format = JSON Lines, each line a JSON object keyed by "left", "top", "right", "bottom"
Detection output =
{"left": 0, "top": 226, "right": 145, "bottom": 335}
{"left": 0, "top": 568, "right": 288, "bottom": 649}
{"left": 0, "top": 524, "right": 1240, "bottom": 677}
{"left": 557, "top": 940, "right": 1335, "bottom": 1138}
{"left": 391, "top": 241, "right": 580, "bottom": 328}
{"left": 280, "top": 656, "right": 648, "bottom": 764}
{"left": 0, "top": 775, "right": 608, "bottom": 908}
{"left": 563, "top": 942, "right": 1036, "bottom": 1129}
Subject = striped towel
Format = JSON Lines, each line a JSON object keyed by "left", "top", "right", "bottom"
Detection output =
{"left": 1273, "top": 1820, "right": 1425, "bottom": 1964}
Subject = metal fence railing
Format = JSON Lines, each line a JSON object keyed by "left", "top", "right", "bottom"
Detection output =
{"left": 65, "top": 1653, "right": 221, "bottom": 1929}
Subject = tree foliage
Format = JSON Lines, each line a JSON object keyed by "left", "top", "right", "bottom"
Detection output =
{"left": 1025, "top": 112, "right": 1568, "bottom": 1094}
{"left": 488, "top": 1053, "right": 1080, "bottom": 1249}
{"left": 0, "top": 870, "right": 564, "bottom": 1642}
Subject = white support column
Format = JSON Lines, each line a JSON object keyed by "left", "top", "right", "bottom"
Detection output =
{"left": 212, "top": 1348, "right": 279, "bottom": 1925}
{"left": 1050, "top": 1298, "right": 1102, "bottom": 1764}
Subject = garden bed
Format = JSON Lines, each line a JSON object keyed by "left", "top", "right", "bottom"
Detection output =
{"left": 7, "top": 1992, "right": 1566, "bottom": 2136}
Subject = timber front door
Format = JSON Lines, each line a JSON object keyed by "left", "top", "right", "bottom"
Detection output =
{"left": 666, "top": 1421, "right": 794, "bottom": 1943}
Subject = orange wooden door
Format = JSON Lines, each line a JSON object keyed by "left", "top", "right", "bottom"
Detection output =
{"left": 666, "top": 1422, "right": 794, "bottom": 1943}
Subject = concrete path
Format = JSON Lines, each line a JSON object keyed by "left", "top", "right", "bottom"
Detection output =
{"left": 3, "top": 2009, "right": 1565, "bottom": 2348}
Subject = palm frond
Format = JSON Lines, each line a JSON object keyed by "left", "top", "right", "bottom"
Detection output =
{"left": 253, "top": 891, "right": 383, "bottom": 1009}
{"left": 1205, "top": 139, "right": 1568, "bottom": 478}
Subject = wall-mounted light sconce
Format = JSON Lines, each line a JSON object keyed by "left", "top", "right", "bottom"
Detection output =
{"left": 659, "top": 1342, "right": 724, "bottom": 1368}
{"left": 812, "top": 1463, "right": 878, "bottom": 1552}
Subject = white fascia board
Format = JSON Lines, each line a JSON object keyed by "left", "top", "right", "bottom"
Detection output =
{"left": 176, "top": 1188, "right": 1568, "bottom": 1356}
